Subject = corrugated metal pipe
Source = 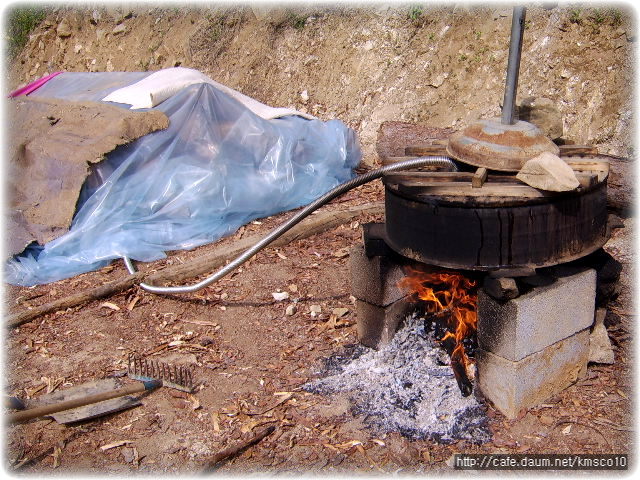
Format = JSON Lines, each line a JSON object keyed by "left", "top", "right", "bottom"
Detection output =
{"left": 123, "top": 156, "right": 458, "bottom": 294}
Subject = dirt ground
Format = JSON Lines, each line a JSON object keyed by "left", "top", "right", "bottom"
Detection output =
{"left": 2, "top": 2, "right": 636, "bottom": 476}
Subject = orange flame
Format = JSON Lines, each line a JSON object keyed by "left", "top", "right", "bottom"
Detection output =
{"left": 398, "top": 266, "right": 477, "bottom": 369}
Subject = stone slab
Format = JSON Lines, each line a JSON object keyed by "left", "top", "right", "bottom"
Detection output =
{"left": 355, "top": 297, "right": 415, "bottom": 349}
{"left": 476, "top": 328, "right": 589, "bottom": 419}
{"left": 478, "top": 268, "right": 596, "bottom": 362}
{"left": 589, "top": 308, "right": 615, "bottom": 364}
{"left": 350, "top": 244, "right": 408, "bottom": 307}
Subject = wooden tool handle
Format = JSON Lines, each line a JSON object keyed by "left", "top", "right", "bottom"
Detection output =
{"left": 6, "top": 380, "right": 161, "bottom": 424}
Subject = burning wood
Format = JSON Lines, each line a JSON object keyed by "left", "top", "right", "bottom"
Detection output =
{"left": 399, "top": 266, "right": 478, "bottom": 396}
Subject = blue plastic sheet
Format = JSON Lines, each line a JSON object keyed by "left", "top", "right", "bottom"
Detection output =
{"left": 6, "top": 73, "right": 361, "bottom": 286}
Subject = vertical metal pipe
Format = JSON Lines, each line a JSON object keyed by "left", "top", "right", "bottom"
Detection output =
{"left": 501, "top": 6, "right": 527, "bottom": 125}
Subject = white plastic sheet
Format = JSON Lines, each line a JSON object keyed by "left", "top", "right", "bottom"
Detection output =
{"left": 6, "top": 72, "right": 360, "bottom": 286}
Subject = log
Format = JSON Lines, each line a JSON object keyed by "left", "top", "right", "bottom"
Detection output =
{"left": 6, "top": 203, "right": 384, "bottom": 328}
{"left": 201, "top": 425, "right": 275, "bottom": 473}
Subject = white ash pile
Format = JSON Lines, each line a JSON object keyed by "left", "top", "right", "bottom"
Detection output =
{"left": 304, "top": 314, "right": 491, "bottom": 444}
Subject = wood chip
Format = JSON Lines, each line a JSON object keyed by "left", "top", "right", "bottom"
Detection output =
{"left": 616, "top": 388, "right": 629, "bottom": 399}
{"left": 51, "top": 446, "right": 62, "bottom": 468}
{"left": 127, "top": 296, "right": 140, "bottom": 311}
{"left": 178, "top": 318, "right": 219, "bottom": 327}
{"left": 100, "top": 302, "right": 120, "bottom": 311}
{"left": 100, "top": 440, "right": 133, "bottom": 451}
{"left": 188, "top": 394, "right": 201, "bottom": 410}
{"left": 211, "top": 412, "right": 221, "bottom": 432}
{"left": 42, "top": 376, "right": 64, "bottom": 394}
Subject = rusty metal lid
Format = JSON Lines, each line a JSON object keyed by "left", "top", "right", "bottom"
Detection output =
{"left": 446, "top": 118, "right": 560, "bottom": 172}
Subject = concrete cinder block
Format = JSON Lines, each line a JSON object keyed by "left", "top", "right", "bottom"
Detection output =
{"left": 350, "top": 244, "right": 408, "bottom": 307}
{"left": 355, "top": 297, "right": 415, "bottom": 349}
{"left": 476, "top": 329, "right": 589, "bottom": 419}
{"left": 478, "top": 268, "right": 596, "bottom": 362}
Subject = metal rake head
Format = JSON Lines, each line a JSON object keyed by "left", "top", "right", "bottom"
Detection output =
{"left": 127, "top": 354, "right": 195, "bottom": 393}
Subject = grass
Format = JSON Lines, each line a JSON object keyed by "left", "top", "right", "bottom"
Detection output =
{"left": 569, "top": 8, "right": 582, "bottom": 25}
{"left": 408, "top": 5, "right": 423, "bottom": 22}
{"left": 4, "top": 4, "right": 47, "bottom": 59}
{"left": 568, "top": 7, "right": 625, "bottom": 31}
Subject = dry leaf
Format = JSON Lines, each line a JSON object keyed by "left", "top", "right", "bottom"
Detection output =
{"left": 562, "top": 424, "right": 572, "bottom": 435}
{"left": 100, "top": 440, "right": 133, "bottom": 451}
{"left": 276, "top": 252, "right": 288, "bottom": 260}
{"left": 371, "top": 439, "right": 385, "bottom": 447}
{"left": 616, "top": 388, "right": 629, "bottom": 399}
{"left": 100, "top": 302, "right": 120, "bottom": 311}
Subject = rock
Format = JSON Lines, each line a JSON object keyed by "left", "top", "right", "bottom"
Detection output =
{"left": 300, "top": 90, "right": 309, "bottom": 103}
{"left": 121, "top": 447, "right": 136, "bottom": 463}
{"left": 516, "top": 152, "right": 580, "bottom": 192}
{"left": 310, "top": 305, "right": 322, "bottom": 317}
{"left": 286, "top": 304, "right": 297, "bottom": 316}
{"left": 483, "top": 277, "right": 519, "bottom": 301}
{"left": 74, "top": 44, "right": 83, "bottom": 54}
{"left": 113, "top": 23, "right": 127, "bottom": 35}
{"left": 517, "top": 97, "right": 563, "bottom": 140}
{"left": 272, "top": 291, "right": 290, "bottom": 301}
{"left": 428, "top": 72, "right": 448, "bottom": 88}
{"left": 90, "top": 10, "right": 101, "bottom": 24}
{"left": 589, "top": 308, "right": 615, "bottom": 364}
{"left": 96, "top": 29, "right": 106, "bottom": 42}
{"left": 539, "top": 414, "right": 555, "bottom": 426}
{"left": 56, "top": 19, "right": 73, "bottom": 38}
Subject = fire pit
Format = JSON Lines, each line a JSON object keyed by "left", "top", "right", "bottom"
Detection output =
{"left": 350, "top": 142, "right": 614, "bottom": 419}
{"left": 347, "top": 6, "right": 615, "bottom": 420}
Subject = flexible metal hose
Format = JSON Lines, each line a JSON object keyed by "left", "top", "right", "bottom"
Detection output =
{"left": 123, "top": 156, "right": 457, "bottom": 294}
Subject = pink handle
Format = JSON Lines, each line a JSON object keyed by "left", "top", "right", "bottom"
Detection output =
{"left": 8, "top": 71, "right": 63, "bottom": 98}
